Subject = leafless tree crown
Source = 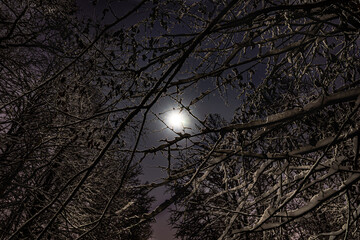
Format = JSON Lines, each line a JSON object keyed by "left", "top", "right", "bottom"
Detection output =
{"left": 1, "top": 0, "right": 360, "bottom": 239}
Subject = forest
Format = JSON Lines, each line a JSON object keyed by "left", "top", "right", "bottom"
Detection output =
{"left": 1, "top": 0, "right": 360, "bottom": 239}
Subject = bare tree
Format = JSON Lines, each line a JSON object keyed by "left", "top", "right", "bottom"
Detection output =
{"left": 145, "top": 0, "right": 360, "bottom": 239}
{"left": 117, "top": 0, "right": 359, "bottom": 239}
{"left": 0, "top": 1, "right": 153, "bottom": 239}
{"left": 2, "top": 0, "right": 360, "bottom": 239}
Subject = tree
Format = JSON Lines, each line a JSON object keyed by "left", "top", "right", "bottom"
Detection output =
{"left": 117, "top": 0, "right": 359, "bottom": 239}
{"left": 144, "top": 0, "right": 360, "bottom": 239}
{"left": 0, "top": 1, "right": 153, "bottom": 239}
{"left": 2, "top": 0, "right": 360, "bottom": 239}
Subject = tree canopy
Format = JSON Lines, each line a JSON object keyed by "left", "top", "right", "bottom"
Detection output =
{"left": 1, "top": 0, "right": 360, "bottom": 239}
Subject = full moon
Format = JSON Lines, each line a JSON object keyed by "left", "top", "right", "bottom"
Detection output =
{"left": 167, "top": 110, "right": 186, "bottom": 130}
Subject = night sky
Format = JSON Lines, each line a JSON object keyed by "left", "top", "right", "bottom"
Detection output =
{"left": 143, "top": 89, "right": 240, "bottom": 239}
{"left": 75, "top": 1, "right": 243, "bottom": 239}
{"left": 3, "top": 0, "right": 360, "bottom": 239}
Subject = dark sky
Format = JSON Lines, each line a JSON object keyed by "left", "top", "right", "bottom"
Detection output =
{"left": 75, "top": 1, "right": 177, "bottom": 239}
{"left": 69, "top": 1, "right": 360, "bottom": 239}
{"left": 142, "top": 88, "right": 240, "bottom": 239}
{"left": 76, "top": 1, "right": 242, "bottom": 239}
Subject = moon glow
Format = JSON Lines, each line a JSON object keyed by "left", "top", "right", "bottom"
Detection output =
{"left": 167, "top": 110, "right": 186, "bottom": 130}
